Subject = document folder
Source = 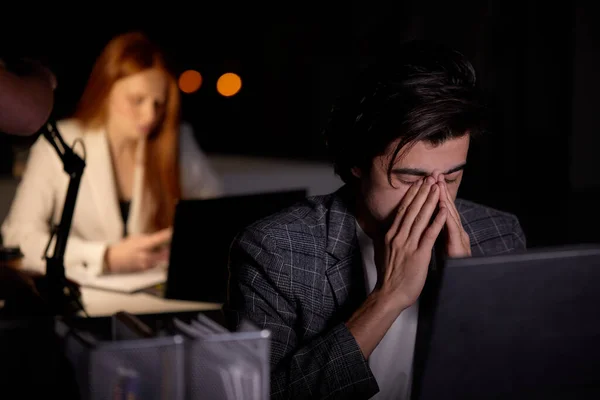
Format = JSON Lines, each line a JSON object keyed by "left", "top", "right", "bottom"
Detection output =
{"left": 55, "top": 311, "right": 271, "bottom": 400}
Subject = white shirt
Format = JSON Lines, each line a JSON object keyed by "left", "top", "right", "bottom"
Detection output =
{"left": 356, "top": 222, "right": 419, "bottom": 400}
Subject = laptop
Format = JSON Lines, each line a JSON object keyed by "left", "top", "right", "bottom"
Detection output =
{"left": 164, "top": 189, "right": 307, "bottom": 304}
{"left": 412, "top": 244, "right": 600, "bottom": 400}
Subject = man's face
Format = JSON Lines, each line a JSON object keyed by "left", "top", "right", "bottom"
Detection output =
{"left": 354, "top": 135, "right": 470, "bottom": 235}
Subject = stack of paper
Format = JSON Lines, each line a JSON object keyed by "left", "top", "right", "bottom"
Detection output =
{"left": 69, "top": 266, "right": 167, "bottom": 293}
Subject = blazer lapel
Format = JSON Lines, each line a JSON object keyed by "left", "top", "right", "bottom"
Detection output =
{"left": 324, "top": 187, "right": 366, "bottom": 320}
{"left": 82, "top": 128, "right": 123, "bottom": 241}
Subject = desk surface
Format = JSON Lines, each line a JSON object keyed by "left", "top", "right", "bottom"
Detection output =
{"left": 80, "top": 287, "right": 221, "bottom": 317}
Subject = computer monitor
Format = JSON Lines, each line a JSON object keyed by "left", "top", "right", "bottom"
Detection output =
{"left": 165, "top": 189, "right": 307, "bottom": 304}
{"left": 413, "top": 244, "right": 600, "bottom": 400}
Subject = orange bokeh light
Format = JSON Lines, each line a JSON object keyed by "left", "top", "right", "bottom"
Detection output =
{"left": 216, "top": 72, "right": 242, "bottom": 97}
{"left": 178, "top": 70, "right": 203, "bottom": 93}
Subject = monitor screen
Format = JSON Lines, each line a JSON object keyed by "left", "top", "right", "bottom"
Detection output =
{"left": 413, "top": 245, "right": 600, "bottom": 400}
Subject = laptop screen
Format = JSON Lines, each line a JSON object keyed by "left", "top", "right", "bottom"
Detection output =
{"left": 165, "top": 189, "right": 307, "bottom": 303}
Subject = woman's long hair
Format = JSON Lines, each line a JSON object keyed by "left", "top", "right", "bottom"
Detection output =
{"left": 72, "top": 31, "right": 181, "bottom": 231}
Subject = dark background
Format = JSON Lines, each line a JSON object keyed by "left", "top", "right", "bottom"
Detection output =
{"left": 2, "top": 1, "right": 600, "bottom": 248}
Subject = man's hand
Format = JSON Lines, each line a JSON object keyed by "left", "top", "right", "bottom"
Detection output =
{"left": 375, "top": 176, "right": 448, "bottom": 310}
{"left": 437, "top": 174, "right": 471, "bottom": 258}
{"left": 346, "top": 177, "right": 448, "bottom": 359}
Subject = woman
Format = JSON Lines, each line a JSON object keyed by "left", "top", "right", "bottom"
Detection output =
{"left": 1, "top": 32, "right": 223, "bottom": 278}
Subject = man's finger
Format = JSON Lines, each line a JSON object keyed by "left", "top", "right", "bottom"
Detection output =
{"left": 397, "top": 176, "right": 436, "bottom": 239}
{"left": 436, "top": 176, "right": 465, "bottom": 239}
{"left": 444, "top": 201, "right": 463, "bottom": 238}
{"left": 439, "top": 179, "right": 461, "bottom": 227}
{"left": 420, "top": 206, "right": 448, "bottom": 250}
{"left": 409, "top": 183, "right": 440, "bottom": 241}
{"left": 387, "top": 180, "right": 422, "bottom": 240}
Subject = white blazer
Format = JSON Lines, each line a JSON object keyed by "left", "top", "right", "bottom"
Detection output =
{"left": 1, "top": 118, "right": 223, "bottom": 278}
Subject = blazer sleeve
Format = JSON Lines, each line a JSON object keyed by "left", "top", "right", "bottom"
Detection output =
{"left": 1, "top": 134, "right": 107, "bottom": 277}
{"left": 511, "top": 214, "right": 527, "bottom": 250}
{"left": 225, "top": 226, "right": 379, "bottom": 400}
{"left": 178, "top": 122, "right": 224, "bottom": 199}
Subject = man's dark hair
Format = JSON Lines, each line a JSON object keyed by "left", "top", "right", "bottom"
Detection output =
{"left": 323, "top": 40, "right": 486, "bottom": 185}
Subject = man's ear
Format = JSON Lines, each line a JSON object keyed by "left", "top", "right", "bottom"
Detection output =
{"left": 351, "top": 166, "right": 362, "bottom": 179}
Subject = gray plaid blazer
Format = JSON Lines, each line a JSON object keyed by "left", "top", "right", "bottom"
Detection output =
{"left": 225, "top": 186, "right": 526, "bottom": 400}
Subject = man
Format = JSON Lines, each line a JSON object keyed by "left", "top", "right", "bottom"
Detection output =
{"left": 225, "top": 40, "right": 526, "bottom": 400}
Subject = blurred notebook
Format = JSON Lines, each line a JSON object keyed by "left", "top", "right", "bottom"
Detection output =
{"left": 69, "top": 266, "right": 167, "bottom": 293}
